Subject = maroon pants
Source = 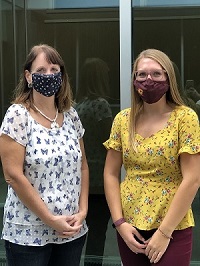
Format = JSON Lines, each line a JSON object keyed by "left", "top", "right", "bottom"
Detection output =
{"left": 117, "top": 227, "right": 193, "bottom": 266}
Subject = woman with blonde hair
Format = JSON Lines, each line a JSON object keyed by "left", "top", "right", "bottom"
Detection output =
{"left": 104, "top": 49, "right": 200, "bottom": 265}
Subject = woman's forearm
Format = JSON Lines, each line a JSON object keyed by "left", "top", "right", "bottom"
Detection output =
{"left": 78, "top": 167, "right": 89, "bottom": 216}
{"left": 78, "top": 138, "right": 89, "bottom": 216}
{"left": 159, "top": 178, "right": 200, "bottom": 236}
{"left": 104, "top": 149, "right": 123, "bottom": 222}
{"left": 5, "top": 172, "right": 54, "bottom": 224}
{"left": 104, "top": 173, "right": 123, "bottom": 221}
{"left": 160, "top": 153, "right": 200, "bottom": 236}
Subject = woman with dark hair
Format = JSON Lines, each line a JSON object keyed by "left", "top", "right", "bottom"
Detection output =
{"left": 172, "top": 62, "right": 200, "bottom": 119}
{"left": 75, "top": 58, "right": 112, "bottom": 265}
{"left": 0, "top": 44, "right": 89, "bottom": 266}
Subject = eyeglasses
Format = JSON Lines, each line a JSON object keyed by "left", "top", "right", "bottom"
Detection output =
{"left": 134, "top": 69, "right": 166, "bottom": 81}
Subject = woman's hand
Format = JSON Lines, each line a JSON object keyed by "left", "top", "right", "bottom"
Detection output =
{"left": 48, "top": 215, "right": 82, "bottom": 238}
{"left": 117, "top": 222, "right": 147, "bottom": 254}
{"left": 145, "top": 229, "right": 171, "bottom": 263}
{"left": 72, "top": 210, "right": 86, "bottom": 227}
{"left": 57, "top": 210, "right": 87, "bottom": 237}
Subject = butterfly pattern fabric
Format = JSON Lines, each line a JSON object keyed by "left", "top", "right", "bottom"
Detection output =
{"left": 0, "top": 104, "right": 88, "bottom": 246}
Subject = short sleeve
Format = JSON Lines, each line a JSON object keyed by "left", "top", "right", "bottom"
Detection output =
{"left": 103, "top": 111, "right": 123, "bottom": 152}
{"left": 178, "top": 108, "right": 200, "bottom": 155}
{"left": 0, "top": 104, "right": 28, "bottom": 146}
{"left": 68, "top": 107, "right": 85, "bottom": 139}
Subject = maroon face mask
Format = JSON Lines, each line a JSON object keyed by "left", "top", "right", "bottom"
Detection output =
{"left": 134, "top": 78, "right": 169, "bottom": 104}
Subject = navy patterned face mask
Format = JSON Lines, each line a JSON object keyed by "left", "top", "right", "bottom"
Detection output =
{"left": 32, "top": 72, "right": 62, "bottom": 97}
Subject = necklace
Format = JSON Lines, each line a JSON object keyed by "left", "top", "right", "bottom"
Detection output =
{"left": 33, "top": 104, "right": 59, "bottom": 129}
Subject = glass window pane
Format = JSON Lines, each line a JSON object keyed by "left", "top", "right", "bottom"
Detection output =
{"left": 0, "top": 2, "right": 121, "bottom": 265}
{"left": 133, "top": 0, "right": 200, "bottom": 7}
{"left": 27, "top": 5, "right": 121, "bottom": 265}
{"left": 0, "top": 0, "right": 15, "bottom": 261}
{"left": 133, "top": 3, "right": 200, "bottom": 265}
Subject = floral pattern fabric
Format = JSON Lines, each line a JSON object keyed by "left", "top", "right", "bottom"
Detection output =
{"left": 104, "top": 106, "right": 200, "bottom": 230}
{"left": 0, "top": 104, "right": 88, "bottom": 246}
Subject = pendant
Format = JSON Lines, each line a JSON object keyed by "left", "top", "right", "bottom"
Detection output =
{"left": 51, "top": 121, "right": 59, "bottom": 129}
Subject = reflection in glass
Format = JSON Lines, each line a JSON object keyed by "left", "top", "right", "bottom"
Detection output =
{"left": 75, "top": 58, "right": 113, "bottom": 265}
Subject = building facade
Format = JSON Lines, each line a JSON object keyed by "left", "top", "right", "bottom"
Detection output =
{"left": 0, "top": 0, "right": 200, "bottom": 265}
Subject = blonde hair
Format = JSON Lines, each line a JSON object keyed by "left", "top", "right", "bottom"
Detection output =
{"left": 13, "top": 44, "right": 72, "bottom": 112}
{"left": 129, "top": 48, "right": 185, "bottom": 151}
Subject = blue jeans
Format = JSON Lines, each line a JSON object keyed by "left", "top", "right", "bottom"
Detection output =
{"left": 5, "top": 234, "right": 86, "bottom": 266}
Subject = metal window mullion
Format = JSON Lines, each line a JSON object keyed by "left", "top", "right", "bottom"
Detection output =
{"left": 0, "top": 0, "right": 4, "bottom": 118}
{"left": 119, "top": 0, "right": 132, "bottom": 110}
{"left": 119, "top": 0, "right": 132, "bottom": 183}
{"left": 12, "top": 0, "right": 17, "bottom": 86}
{"left": 24, "top": 0, "right": 28, "bottom": 55}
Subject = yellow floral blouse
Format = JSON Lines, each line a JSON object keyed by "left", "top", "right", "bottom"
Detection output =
{"left": 104, "top": 106, "right": 200, "bottom": 230}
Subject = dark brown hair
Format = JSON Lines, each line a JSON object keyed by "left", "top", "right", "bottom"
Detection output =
{"left": 76, "top": 58, "right": 110, "bottom": 102}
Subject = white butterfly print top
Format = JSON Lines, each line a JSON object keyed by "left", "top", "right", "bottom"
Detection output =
{"left": 0, "top": 104, "right": 88, "bottom": 246}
